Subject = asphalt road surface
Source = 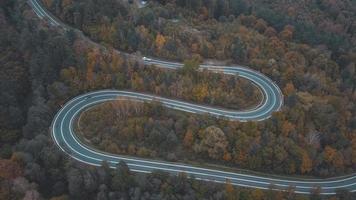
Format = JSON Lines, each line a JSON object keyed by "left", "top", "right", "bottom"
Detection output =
{"left": 29, "top": 0, "right": 356, "bottom": 195}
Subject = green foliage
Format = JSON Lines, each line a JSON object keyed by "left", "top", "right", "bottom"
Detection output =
{"left": 1, "top": 0, "right": 356, "bottom": 199}
{"left": 181, "top": 58, "right": 200, "bottom": 75}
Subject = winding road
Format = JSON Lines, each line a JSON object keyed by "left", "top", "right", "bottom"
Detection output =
{"left": 29, "top": 0, "right": 356, "bottom": 195}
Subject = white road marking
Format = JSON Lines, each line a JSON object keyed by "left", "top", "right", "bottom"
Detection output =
{"left": 30, "top": 0, "right": 355, "bottom": 195}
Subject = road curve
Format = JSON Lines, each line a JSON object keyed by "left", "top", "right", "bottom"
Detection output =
{"left": 29, "top": 0, "right": 356, "bottom": 195}
{"left": 52, "top": 89, "right": 356, "bottom": 195}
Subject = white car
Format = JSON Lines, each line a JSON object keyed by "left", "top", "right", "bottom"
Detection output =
{"left": 143, "top": 57, "right": 152, "bottom": 61}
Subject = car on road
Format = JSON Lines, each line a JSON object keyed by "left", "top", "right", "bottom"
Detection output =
{"left": 143, "top": 56, "right": 152, "bottom": 61}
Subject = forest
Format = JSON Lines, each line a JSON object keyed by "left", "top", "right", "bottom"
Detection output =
{"left": 0, "top": 0, "right": 355, "bottom": 199}
{"left": 42, "top": 0, "right": 356, "bottom": 176}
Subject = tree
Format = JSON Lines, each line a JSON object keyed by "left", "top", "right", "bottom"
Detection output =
{"left": 251, "top": 189, "right": 264, "bottom": 200}
{"left": 67, "top": 168, "right": 84, "bottom": 198}
{"left": 214, "top": 0, "right": 228, "bottom": 19}
{"left": 281, "top": 121, "right": 295, "bottom": 136}
{"left": 254, "top": 19, "right": 267, "bottom": 33}
{"left": 42, "top": 0, "right": 54, "bottom": 7}
{"left": 181, "top": 58, "right": 200, "bottom": 75}
{"left": 231, "top": 37, "right": 246, "bottom": 62}
{"left": 130, "top": 72, "right": 144, "bottom": 91}
{"left": 0, "top": 159, "right": 23, "bottom": 179}
{"left": 223, "top": 151, "right": 232, "bottom": 162}
{"left": 264, "top": 27, "right": 277, "bottom": 37}
{"left": 86, "top": 49, "right": 100, "bottom": 87}
{"left": 96, "top": 184, "right": 108, "bottom": 200}
{"left": 283, "top": 82, "right": 295, "bottom": 96}
{"left": 183, "top": 130, "right": 194, "bottom": 148}
{"left": 111, "top": 161, "right": 135, "bottom": 192}
{"left": 229, "top": 0, "right": 247, "bottom": 16}
{"left": 300, "top": 151, "right": 312, "bottom": 174}
{"left": 99, "top": 24, "right": 116, "bottom": 44}
{"left": 155, "top": 33, "right": 166, "bottom": 51}
{"left": 225, "top": 179, "right": 237, "bottom": 200}
{"left": 193, "top": 84, "right": 209, "bottom": 102}
{"left": 280, "top": 25, "right": 294, "bottom": 41}
{"left": 197, "top": 126, "right": 228, "bottom": 160}
{"left": 324, "top": 146, "right": 337, "bottom": 163}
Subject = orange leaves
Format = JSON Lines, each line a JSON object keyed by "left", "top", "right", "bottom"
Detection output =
{"left": 60, "top": 48, "right": 126, "bottom": 91}
{"left": 264, "top": 27, "right": 277, "bottom": 37}
{"left": 266, "top": 36, "right": 285, "bottom": 58}
{"left": 280, "top": 25, "right": 294, "bottom": 41}
{"left": 284, "top": 51, "right": 306, "bottom": 68}
{"left": 109, "top": 51, "right": 124, "bottom": 72}
{"left": 254, "top": 19, "right": 267, "bottom": 33}
{"left": 155, "top": 33, "right": 166, "bottom": 51}
{"left": 269, "top": 36, "right": 285, "bottom": 50}
{"left": 223, "top": 151, "right": 232, "bottom": 162}
{"left": 324, "top": 146, "right": 337, "bottom": 163}
{"left": 283, "top": 82, "right": 295, "bottom": 96}
{"left": 0, "top": 159, "right": 23, "bottom": 179}
{"left": 225, "top": 179, "right": 236, "bottom": 200}
{"left": 199, "top": 7, "right": 209, "bottom": 20}
{"left": 323, "top": 146, "right": 344, "bottom": 169}
{"left": 183, "top": 130, "right": 194, "bottom": 148}
{"left": 191, "top": 43, "right": 200, "bottom": 53}
{"left": 235, "top": 150, "right": 247, "bottom": 164}
{"left": 281, "top": 120, "right": 295, "bottom": 137}
{"left": 300, "top": 151, "right": 312, "bottom": 174}
{"left": 247, "top": 47, "right": 260, "bottom": 60}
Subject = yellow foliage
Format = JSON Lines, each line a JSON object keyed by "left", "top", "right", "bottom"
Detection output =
{"left": 251, "top": 189, "right": 264, "bottom": 200}
{"left": 155, "top": 33, "right": 166, "bottom": 50}
{"left": 300, "top": 151, "right": 312, "bottom": 174}
{"left": 100, "top": 24, "right": 116, "bottom": 44}
{"left": 193, "top": 84, "right": 209, "bottom": 102}
{"left": 225, "top": 180, "right": 237, "bottom": 200}
{"left": 324, "top": 146, "right": 337, "bottom": 163}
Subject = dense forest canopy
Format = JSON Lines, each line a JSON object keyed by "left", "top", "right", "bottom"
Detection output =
{"left": 0, "top": 0, "right": 355, "bottom": 199}
{"left": 41, "top": 0, "right": 356, "bottom": 176}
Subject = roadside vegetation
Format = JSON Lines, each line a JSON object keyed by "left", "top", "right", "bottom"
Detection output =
{"left": 44, "top": 0, "right": 356, "bottom": 177}
{"left": 0, "top": 0, "right": 355, "bottom": 199}
{"left": 77, "top": 93, "right": 355, "bottom": 178}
